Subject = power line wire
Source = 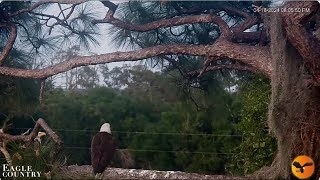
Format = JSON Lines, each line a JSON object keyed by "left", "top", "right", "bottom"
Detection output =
{"left": 13, "top": 128, "right": 242, "bottom": 137}
{"left": 62, "top": 147, "right": 238, "bottom": 155}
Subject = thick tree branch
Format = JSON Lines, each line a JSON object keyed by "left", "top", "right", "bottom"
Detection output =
{"left": 97, "top": 1, "right": 264, "bottom": 44}
{"left": 94, "top": 1, "right": 231, "bottom": 37}
{"left": 282, "top": 1, "right": 320, "bottom": 82}
{"left": 231, "top": 31, "right": 266, "bottom": 44}
{"left": 94, "top": 14, "right": 230, "bottom": 35}
{"left": 0, "top": 23, "right": 17, "bottom": 66}
{"left": 0, "top": 42, "right": 272, "bottom": 79}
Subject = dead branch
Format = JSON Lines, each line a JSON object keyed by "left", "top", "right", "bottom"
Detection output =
{"left": 0, "top": 41, "right": 272, "bottom": 79}
{"left": 0, "top": 23, "right": 17, "bottom": 66}
{"left": 0, "top": 118, "right": 63, "bottom": 149}
{"left": 0, "top": 118, "right": 63, "bottom": 169}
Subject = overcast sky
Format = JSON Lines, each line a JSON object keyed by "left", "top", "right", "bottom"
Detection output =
{"left": 45, "top": 1, "right": 137, "bottom": 87}
{"left": 46, "top": 1, "right": 136, "bottom": 58}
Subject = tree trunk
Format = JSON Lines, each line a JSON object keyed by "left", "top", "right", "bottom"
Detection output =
{"left": 254, "top": 13, "right": 320, "bottom": 180}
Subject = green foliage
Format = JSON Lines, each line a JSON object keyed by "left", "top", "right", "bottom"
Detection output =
{"left": 0, "top": 48, "right": 39, "bottom": 120}
{"left": 40, "top": 65, "right": 241, "bottom": 175}
{"left": 1, "top": 1, "right": 101, "bottom": 57}
{"left": 1, "top": 137, "right": 66, "bottom": 179}
{"left": 42, "top": 87, "right": 150, "bottom": 164}
{"left": 1, "top": 64, "right": 277, "bottom": 176}
{"left": 228, "top": 75, "right": 277, "bottom": 175}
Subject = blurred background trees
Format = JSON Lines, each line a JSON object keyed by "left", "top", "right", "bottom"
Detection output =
{"left": 1, "top": 61, "right": 276, "bottom": 175}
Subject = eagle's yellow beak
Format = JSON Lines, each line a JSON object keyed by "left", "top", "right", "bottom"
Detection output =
{"left": 38, "top": 132, "right": 46, "bottom": 137}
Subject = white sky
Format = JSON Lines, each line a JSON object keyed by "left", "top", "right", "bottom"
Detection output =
{"left": 44, "top": 1, "right": 137, "bottom": 87}
{"left": 47, "top": 1, "right": 132, "bottom": 67}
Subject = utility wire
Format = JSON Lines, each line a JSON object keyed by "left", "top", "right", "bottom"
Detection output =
{"left": 14, "top": 128, "right": 242, "bottom": 137}
{"left": 62, "top": 147, "right": 238, "bottom": 155}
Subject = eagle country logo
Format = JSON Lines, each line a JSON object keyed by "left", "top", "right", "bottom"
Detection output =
{"left": 1, "top": 164, "right": 41, "bottom": 178}
{"left": 291, "top": 155, "right": 315, "bottom": 179}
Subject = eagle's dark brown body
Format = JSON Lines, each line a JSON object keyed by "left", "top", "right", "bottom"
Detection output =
{"left": 91, "top": 132, "right": 116, "bottom": 174}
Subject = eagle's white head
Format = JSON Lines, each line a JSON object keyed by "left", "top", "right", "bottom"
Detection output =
{"left": 100, "top": 123, "right": 111, "bottom": 134}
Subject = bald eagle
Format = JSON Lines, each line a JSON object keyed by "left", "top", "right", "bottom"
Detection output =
{"left": 34, "top": 131, "right": 46, "bottom": 157}
{"left": 91, "top": 123, "right": 116, "bottom": 179}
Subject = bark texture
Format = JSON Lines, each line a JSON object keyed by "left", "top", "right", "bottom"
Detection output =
{"left": 0, "top": 42, "right": 271, "bottom": 79}
{"left": 253, "top": 12, "right": 320, "bottom": 180}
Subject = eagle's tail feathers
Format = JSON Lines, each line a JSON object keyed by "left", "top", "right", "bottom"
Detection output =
{"left": 114, "top": 149, "right": 135, "bottom": 168}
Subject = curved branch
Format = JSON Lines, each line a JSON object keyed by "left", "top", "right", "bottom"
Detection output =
{"left": 94, "top": 14, "right": 230, "bottom": 36}
{"left": 0, "top": 41, "right": 272, "bottom": 79}
{"left": 0, "top": 23, "right": 17, "bottom": 66}
{"left": 97, "top": 1, "right": 265, "bottom": 44}
{"left": 94, "top": 1, "right": 230, "bottom": 37}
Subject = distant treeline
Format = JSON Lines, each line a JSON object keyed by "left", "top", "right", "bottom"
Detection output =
{"left": 0, "top": 65, "right": 276, "bottom": 175}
